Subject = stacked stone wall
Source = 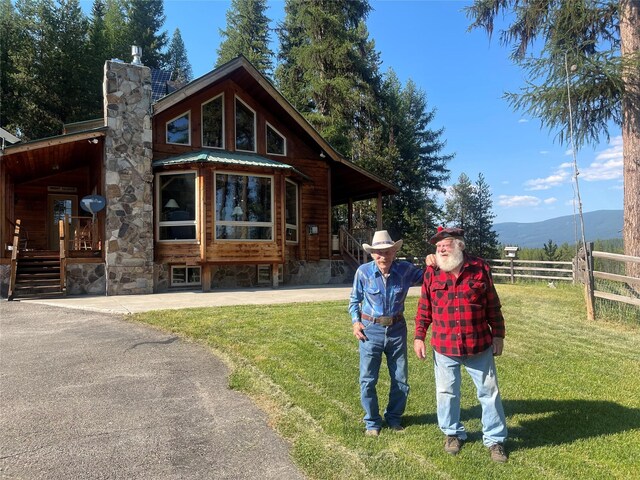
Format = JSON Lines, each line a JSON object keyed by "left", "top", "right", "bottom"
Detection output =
{"left": 66, "top": 263, "right": 106, "bottom": 295}
{"left": 103, "top": 61, "right": 154, "bottom": 295}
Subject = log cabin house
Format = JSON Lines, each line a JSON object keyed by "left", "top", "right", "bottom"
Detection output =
{"left": 0, "top": 55, "right": 397, "bottom": 299}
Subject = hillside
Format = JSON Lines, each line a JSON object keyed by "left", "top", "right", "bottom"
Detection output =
{"left": 494, "top": 210, "right": 623, "bottom": 248}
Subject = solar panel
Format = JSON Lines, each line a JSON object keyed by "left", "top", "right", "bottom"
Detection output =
{"left": 151, "top": 68, "right": 173, "bottom": 102}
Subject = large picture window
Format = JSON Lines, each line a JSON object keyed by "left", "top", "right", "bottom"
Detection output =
{"left": 235, "top": 97, "right": 256, "bottom": 152}
{"left": 166, "top": 112, "right": 190, "bottom": 145}
{"left": 202, "top": 94, "right": 224, "bottom": 148}
{"left": 215, "top": 172, "right": 272, "bottom": 240}
{"left": 266, "top": 123, "right": 286, "bottom": 156}
{"left": 157, "top": 171, "right": 197, "bottom": 241}
{"left": 285, "top": 180, "right": 298, "bottom": 243}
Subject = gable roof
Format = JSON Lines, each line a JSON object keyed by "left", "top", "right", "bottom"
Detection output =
{"left": 153, "top": 56, "right": 398, "bottom": 205}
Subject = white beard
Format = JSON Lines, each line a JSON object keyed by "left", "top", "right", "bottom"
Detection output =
{"left": 436, "top": 248, "right": 464, "bottom": 272}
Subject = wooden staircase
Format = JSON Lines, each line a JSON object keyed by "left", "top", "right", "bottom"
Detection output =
{"left": 9, "top": 251, "right": 64, "bottom": 299}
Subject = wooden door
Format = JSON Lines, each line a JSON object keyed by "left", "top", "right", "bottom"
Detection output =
{"left": 47, "top": 194, "right": 77, "bottom": 250}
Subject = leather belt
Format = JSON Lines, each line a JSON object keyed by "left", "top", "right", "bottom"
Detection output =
{"left": 361, "top": 313, "right": 404, "bottom": 327}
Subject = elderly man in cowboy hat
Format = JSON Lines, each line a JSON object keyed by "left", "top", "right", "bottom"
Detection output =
{"left": 348, "top": 230, "right": 425, "bottom": 436}
{"left": 414, "top": 226, "right": 509, "bottom": 462}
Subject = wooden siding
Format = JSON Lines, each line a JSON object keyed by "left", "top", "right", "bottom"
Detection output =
{"left": 153, "top": 77, "right": 332, "bottom": 267}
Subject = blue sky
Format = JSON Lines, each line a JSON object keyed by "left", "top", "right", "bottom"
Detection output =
{"left": 103, "top": 0, "right": 625, "bottom": 224}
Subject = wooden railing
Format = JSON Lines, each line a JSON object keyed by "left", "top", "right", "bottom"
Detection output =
{"left": 489, "top": 258, "right": 574, "bottom": 284}
{"left": 59, "top": 219, "right": 67, "bottom": 294}
{"left": 64, "top": 215, "right": 100, "bottom": 252}
{"left": 7, "top": 219, "right": 22, "bottom": 300}
{"left": 577, "top": 243, "right": 640, "bottom": 319}
{"left": 338, "top": 226, "right": 369, "bottom": 267}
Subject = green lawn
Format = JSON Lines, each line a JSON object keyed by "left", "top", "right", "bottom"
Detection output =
{"left": 133, "top": 283, "right": 640, "bottom": 479}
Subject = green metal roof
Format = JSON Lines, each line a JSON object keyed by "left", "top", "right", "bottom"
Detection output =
{"left": 152, "top": 149, "right": 310, "bottom": 180}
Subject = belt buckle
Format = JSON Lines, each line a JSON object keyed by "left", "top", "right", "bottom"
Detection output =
{"left": 377, "top": 316, "right": 393, "bottom": 327}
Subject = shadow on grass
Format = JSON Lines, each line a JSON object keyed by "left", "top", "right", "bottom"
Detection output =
{"left": 405, "top": 399, "right": 640, "bottom": 451}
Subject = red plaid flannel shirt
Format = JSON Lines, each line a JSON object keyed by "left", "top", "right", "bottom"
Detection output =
{"left": 414, "top": 254, "right": 505, "bottom": 356}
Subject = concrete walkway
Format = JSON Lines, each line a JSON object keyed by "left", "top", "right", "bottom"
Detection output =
{"left": 14, "top": 284, "right": 422, "bottom": 314}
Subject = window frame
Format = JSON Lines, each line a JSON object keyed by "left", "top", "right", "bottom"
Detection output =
{"left": 265, "top": 122, "right": 286, "bottom": 156}
{"left": 201, "top": 93, "right": 225, "bottom": 149}
{"left": 156, "top": 170, "right": 199, "bottom": 243}
{"left": 213, "top": 170, "right": 274, "bottom": 242}
{"left": 170, "top": 265, "right": 202, "bottom": 287}
{"left": 285, "top": 179, "right": 299, "bottom": 244}
{"left": 234, "top": 96, "right": 257, "bottom": 153}
{"left": 165, "top": 111, "right": 191, "bottom": 146}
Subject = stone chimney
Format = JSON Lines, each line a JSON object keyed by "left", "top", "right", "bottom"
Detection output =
{"left": 103, "top": 57, "right": 154, "bottom": 295}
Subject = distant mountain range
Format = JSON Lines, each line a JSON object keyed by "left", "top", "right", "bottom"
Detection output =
{"left": 494, "top": 210, "right": 623, "bottom": 248}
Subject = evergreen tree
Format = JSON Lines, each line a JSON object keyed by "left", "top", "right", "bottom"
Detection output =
{"left": 444, "top": 173, "right": 499, "bottom": 258}
{"left": 375, "top": 70, "right": 452, "bottom": 255}
{"left": 217, "top": 0, "right": 273, "bottom": 76}
{"left": 275, "top": 0, "right": 380, "bottom": 156}
{"left": 86, "top": 0, "right": 109, "bottom": 118}
{"left": 466, "top": 0, "right": 640, "bottom": 274}
{"left": 103, "top": 0, "right": 128, "bottom": 61}
{"left": 0, "top": 0, "right": 19, "bottom": 132}
{"left": 166, "top": 28, "right": 192, "bottom": 83}
{"left": 125, "top": 0, "right": 167, "bottom": 69}
{"left": 543, "top": 239, "right": 560, "bottom": 261}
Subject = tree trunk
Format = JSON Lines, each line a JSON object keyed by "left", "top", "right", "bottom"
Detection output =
{"left": 620, "top": 0, "right": 640, "bottom": 280}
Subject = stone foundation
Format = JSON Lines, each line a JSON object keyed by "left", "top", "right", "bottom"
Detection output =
{"left": 211, "top": 264, "right": 261, "bottom": 289}
{"left": 0, "top": 264, "right": 9, "bottom": 298}
{"left": 66, "top": 263, "right": 106, "bottom": 295}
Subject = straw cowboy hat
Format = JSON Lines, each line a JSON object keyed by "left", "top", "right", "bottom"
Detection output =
{"left": 362, "top": 230, "right": 403, "bottom": 254}
{"left": 429, "top": 226, "right": 465, "bottom": 245}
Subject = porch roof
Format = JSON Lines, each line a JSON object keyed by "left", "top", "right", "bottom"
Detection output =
{"left": 152, "top": 150, "right": 312, "bottom": 181}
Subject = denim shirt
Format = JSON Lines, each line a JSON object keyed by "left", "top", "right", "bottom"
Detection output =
{"left": 348, "top": 260, "right": 423, "bottom": 324}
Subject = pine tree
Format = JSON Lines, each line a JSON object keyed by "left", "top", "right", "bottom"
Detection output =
{"left": 444, "top": 173, "right": 499, "bottom": 258}
{"left": 0, "top": 0, "right": 19, "bottom": 132}
{"left": 103, "top": 0, "right": 128, "bottom": 61}
{"left": 216, "top": 0, "right": 273, "bottom": 76}
{"left": 275, "top": 0, "right": 380, "bottom": 156}
{"left": 466, "top": 0, "right": 640, "bottom": 275}
{"left": 166, "top": 28, "right": 192, "bottom": 83}
{"left": 86, "top": 0, "right": 109, "bottom": 118}
{"left": 543, "top": 239, "right": 560, "bottom": 261}
{"left": 124, "top": 0, "right": 167, "bottom": 69}
{"left": 375, "top": 70, "right": 452, "bottom": 255}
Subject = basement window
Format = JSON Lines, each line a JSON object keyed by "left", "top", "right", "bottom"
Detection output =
{"left": 171, "top": 265, "right": 201, "bottom": 286}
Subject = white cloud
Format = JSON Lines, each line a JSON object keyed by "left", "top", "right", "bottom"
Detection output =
{"left": 498, "top": 195, "right": 542, "bottom": 207}
{"left": 580, "top": 135, "right": 623, "bottom": 181}
{"left": 518, "top": 118, "right": 529, "bottom": 123}
{"left": 543, "top": 197, "right": 557, "bottom": 205}
{"left": 539, "top": 150, "right": 550, "bottom": 155}
{"left": 524, "top": 169, "right": 571, "bottom": 191}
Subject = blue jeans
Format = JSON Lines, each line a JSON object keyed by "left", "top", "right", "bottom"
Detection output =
{"left": 359, "top": 320, "right": 409, "bottom": 430}
{"left": 433, "top": 347, "right": 508, "bottom": 446}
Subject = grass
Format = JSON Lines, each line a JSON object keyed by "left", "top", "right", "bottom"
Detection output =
{"left": 133, "top": 283, "right": 640, "bottom": 479}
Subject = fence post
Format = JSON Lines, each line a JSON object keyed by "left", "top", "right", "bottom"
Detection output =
{"left": 509, "top": 257, "right": 515, "bottom": 284}
{"left": 584, "top": 242, "right": 596, "bottom": 321}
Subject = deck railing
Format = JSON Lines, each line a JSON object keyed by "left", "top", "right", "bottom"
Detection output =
{"left": 7, "top": 219, "right": 22, "bottom": 300}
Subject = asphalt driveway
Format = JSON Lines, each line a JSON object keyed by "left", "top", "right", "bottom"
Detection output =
{"left": 0, "top": 301, "right": 304, "bottom": 479}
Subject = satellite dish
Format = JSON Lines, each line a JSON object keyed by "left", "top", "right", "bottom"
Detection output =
{"left": 80, "top": 195, "right": 106, "bottom": 214}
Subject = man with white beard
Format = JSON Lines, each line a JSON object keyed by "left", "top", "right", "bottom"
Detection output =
{"left": 413, "top": 227, "right": 509, "bottom": 463}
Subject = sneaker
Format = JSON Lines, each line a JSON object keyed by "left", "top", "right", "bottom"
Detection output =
{"left": 365, "top": 429, "right": 380, "bottom": 437}
{"left": 489, "top": 443, "right": 508, "bottom": 463}
{"left": 388, "top": 424, "right": 404, "bottom": 432}
{"left": 444, "top": 435, "right": 463, "bottom": 455}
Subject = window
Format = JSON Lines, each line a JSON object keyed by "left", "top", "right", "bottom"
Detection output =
{"left": 257, "top": 265, "right": 271, "bottom": 285}
{"left": 215, "top": 172, "right": 273, "bottom": 240}
{"left": 166, "top": 112, "right": 190, "bottom": 145}
{"left": 285, "top": 180, "right": 298, "bottom": 243}
{"left": 235, "top": 97, "right": 256, "bottom": 152}
{"left": 157, "top": 171, "right": 197, "bottom": 241}
{"left": 171, "top": 266, "right": 201, "bottom": 286}
{"left": 202, "top": 94, "right": 224, "bottom": 148}
{"left": 266, "top": 123, "right": 286, "bottom": 156}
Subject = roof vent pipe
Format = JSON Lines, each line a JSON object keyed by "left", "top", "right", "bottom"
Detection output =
{"left": 131, "top": 45, "right": 142, "bottom": 65}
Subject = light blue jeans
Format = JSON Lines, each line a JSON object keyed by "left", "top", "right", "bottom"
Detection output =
{"left": 359, "top": 320, "right": 408, "bottom": 430}
{"left": 433, "top": 347, "right": 508, "bottom": 446}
